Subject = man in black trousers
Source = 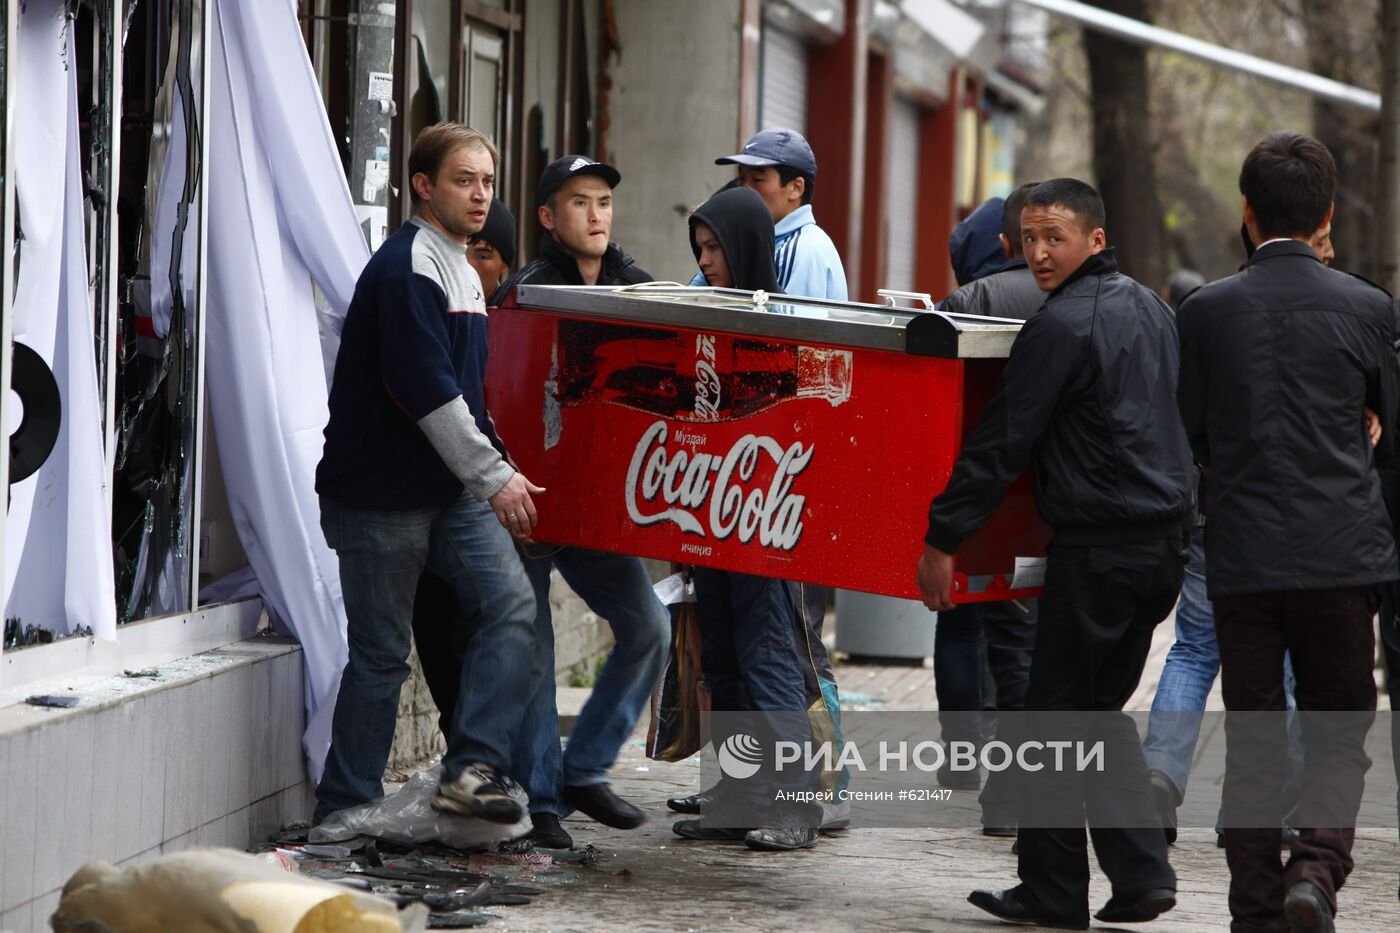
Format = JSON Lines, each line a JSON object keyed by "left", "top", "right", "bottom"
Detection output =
{"left": 917, "top": 178, "right": 1193, "bottom": 930}
{"left": 1177, "top": 132, "right": 1398, "bottom": 933}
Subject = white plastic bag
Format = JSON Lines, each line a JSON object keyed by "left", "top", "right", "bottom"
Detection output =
{"left": 310, "top": 766, "right": 531, "bottom": 851}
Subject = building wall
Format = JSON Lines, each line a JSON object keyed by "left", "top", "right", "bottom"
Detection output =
{"left": 0, "top": 636, "right": 311, "bottom": 933}
{"left": 601, "top": 0, "right": 745, "bottom": 282}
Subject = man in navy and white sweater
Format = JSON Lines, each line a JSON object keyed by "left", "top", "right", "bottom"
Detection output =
{"left": 314, "top": 123, "right": 543, "bottom": 827}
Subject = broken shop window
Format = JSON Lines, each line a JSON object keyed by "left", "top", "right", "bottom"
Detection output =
{"left": 110, "top": 0, "right": 205, "bottom": 624}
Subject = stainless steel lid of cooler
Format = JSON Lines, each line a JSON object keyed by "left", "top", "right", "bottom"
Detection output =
{"left": 512, "top": 284, "right": 1024, "bottom": 358}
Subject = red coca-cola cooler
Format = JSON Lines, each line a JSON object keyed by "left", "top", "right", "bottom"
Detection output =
{"left": 487, "top": 284, "right": 1050, "bottom": 604}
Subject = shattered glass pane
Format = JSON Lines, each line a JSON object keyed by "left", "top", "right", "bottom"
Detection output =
{"left": 76, "top": 0, "right": 120, "bottom": 426}
{"left": 111, "top": 0, "right": 205, "bottom": 623}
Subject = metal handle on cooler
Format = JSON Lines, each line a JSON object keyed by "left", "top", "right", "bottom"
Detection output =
{"left": 878, "top": 289, "right": 936, "bottom": 311}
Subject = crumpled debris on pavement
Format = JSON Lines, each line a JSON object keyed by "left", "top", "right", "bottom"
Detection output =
{"left": 258, "top": 825, "right": 553, "bottom": 922}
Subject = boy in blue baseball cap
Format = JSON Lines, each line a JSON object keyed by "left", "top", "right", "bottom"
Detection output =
{"left": 710, "top": 127, "right": 848, "bottom": 302}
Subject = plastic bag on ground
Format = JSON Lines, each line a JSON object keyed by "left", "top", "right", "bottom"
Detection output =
{"left": 310, "top": 765, "right": 531, "bottom": 851}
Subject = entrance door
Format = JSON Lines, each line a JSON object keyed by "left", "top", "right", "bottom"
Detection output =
{"left": 462, "top": 18, "right": 505, "bottom": 144}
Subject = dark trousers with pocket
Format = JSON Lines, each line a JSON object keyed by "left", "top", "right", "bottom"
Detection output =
{"left": 1212, "top": 586, "right": 1379, "bottom": 933}
{"left": 694, "top": 568, "right": 820, "bottom": 827}
{"left": 1014, "top": 538, "right": 1184, "bottom": 924}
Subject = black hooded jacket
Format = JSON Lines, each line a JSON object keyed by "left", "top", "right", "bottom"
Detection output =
{"left": 494, "top": 232, "right": 651, "bottom": 305}
{"left": 689, "top": 187, "right": 781, "bottom": 293}
{"left": 926, "top": 249, "right": 1195, "bottom": 552}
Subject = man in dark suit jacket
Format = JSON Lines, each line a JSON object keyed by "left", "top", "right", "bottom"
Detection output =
{"left": 1177, "top": 132, "right": 1399, "bottom": 933}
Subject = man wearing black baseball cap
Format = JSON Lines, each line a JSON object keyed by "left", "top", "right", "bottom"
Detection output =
{"left": 490, "top": 154, "right": 670, "bottom": 850}
{"left": 701, "top": 127, "right": 847, "bottom": 301}
{"left": 498, "top": 154, "right": 649, "bottom": 290}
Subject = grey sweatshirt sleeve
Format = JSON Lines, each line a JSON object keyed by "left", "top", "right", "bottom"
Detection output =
{"left": 418, "top": 396, "right": 516, "bottom": 501}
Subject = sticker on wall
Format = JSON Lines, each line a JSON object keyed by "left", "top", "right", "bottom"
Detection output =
{"left": 362, "top": 159, "right": 389, "bottom": 203}
{"left": 367, "top": 71, "right": 393, "bottom": 101}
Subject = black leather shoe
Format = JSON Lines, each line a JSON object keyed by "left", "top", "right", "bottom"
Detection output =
{"left": 524, "top": 811, "right": 573, "bottom": 850}
{"left": 937, "top": 763, "right": 982, "bottom": 790}
{"left": 672, "top": 818, "right": 749, "bottom": 841}
{"left": 982, "top": 824, "right": 1017, "bottom": 838}
{"left": 1095, "top": 887, "right": 1177, "bottom": 923}
{"left": 1149, "top": 769, "right": 1179, "bottom": 845}
{"left": 746, "top": 825, "right": 818, "bottom": 851}
{"left": 666, "top": 786, "right": 717, "bottom": 814}
{"left": 1283, "top": 881, "right": 1335, "bottom": 933}
{"left": 967, "top": 888, "right": 1088, "bottom": 930}
{"left": 563, "top": 783, "right": 646, "bottom": 830}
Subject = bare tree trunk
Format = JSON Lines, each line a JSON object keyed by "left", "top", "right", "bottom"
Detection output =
{"left": 1082, "top": 0, "right": 1168, "bottom": 290}
{"left": 1379, "top": 0, "right": 1400, "bottom": 293}
{"left": 1302, "top": 2, "right": 1380, "bottom": 281}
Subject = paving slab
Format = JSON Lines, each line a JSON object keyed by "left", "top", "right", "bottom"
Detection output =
{"left": 432, "top": 614, "right": 1400, "bottom": 931}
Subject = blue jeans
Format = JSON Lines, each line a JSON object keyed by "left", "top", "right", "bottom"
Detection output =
{"left": 1142, "top": 527, "right": 1299, "bottom": 808}
{"left": 515, "top": 545, "right": 670, "bottom": 817}
{"left": 315, "top": 492, "right": 541, "bottom": 821}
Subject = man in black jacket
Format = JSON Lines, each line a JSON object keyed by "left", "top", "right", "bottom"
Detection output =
{"left": 1177, "top": 132, "right": 1398, "bottom": 933}
{"left": 468, "top": 155, "right": 670, "bottom": 849}
{"left": 917, "top": 178, "right": 1193, "bottom": 930}
{"left": 494, "top": 155, "right": 651, "bottom": 298}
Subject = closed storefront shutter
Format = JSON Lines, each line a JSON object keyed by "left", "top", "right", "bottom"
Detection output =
{"left": 760, "top": 25, "right": 808, "bottom": 134}
{"left": 884, "top": 97, "right": 921, "bottom": 294}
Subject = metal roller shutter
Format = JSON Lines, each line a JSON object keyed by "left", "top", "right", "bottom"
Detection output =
{"left": 760, "top": 26, "right": 808, "bottom": 134}
{"left": 884, "top": 97, "right": 921, "bottom": 294}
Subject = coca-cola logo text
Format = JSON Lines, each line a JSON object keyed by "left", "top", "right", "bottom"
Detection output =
{"left": 625, "top": 420, "right": 813, "bottom": 550}
{"left": 694, "top": 334, "right": 720, "bottom": 421}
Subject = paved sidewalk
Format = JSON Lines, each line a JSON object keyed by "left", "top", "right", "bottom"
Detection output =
{"left": 459, "top": 620, "right": 1400, "bottom": 932}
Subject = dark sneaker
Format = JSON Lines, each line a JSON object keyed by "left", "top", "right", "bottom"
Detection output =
{"left": 745, "top": 825, "right": 818, "bottom": 851}
{"left": 1095, "top": 887, "right": 1177, "bottom": 923}
{"left": 672, "top": 818, "right": 749, "bottom": 841}
{"left": 1149, "top": 770, "right": 1179, "bottom": 845}
{"left": 431, "top": 763, "right": 524, "bottom": 824}
{"left": 1283, "top": 881, "right": 1335, "bottom": 933}
{"left": 563, "top": 783, "right": 646, "bottom": 829}
{"left": 525, "top": 811, "right": 573, "bottom": 850}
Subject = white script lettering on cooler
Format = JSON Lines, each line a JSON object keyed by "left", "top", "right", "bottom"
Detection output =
{"left": 694, "top": 334, "right": 720, "bottom": 421}
{"left": 624, "top": 420, "right": 814, "bottom": 549}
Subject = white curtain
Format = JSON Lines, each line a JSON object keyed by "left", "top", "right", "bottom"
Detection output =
{"left": 206, "top": 0, "right": 370, "bottom": 781}
{"left": 5, "top": 1, "right": 118, "bottom": 642}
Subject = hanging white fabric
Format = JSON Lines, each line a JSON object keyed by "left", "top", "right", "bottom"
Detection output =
{"left": 5, "top": 1, "right": 118, "bottom": 642}
{"left": 206, "top": 0, "right": 371, "bottom": 781}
